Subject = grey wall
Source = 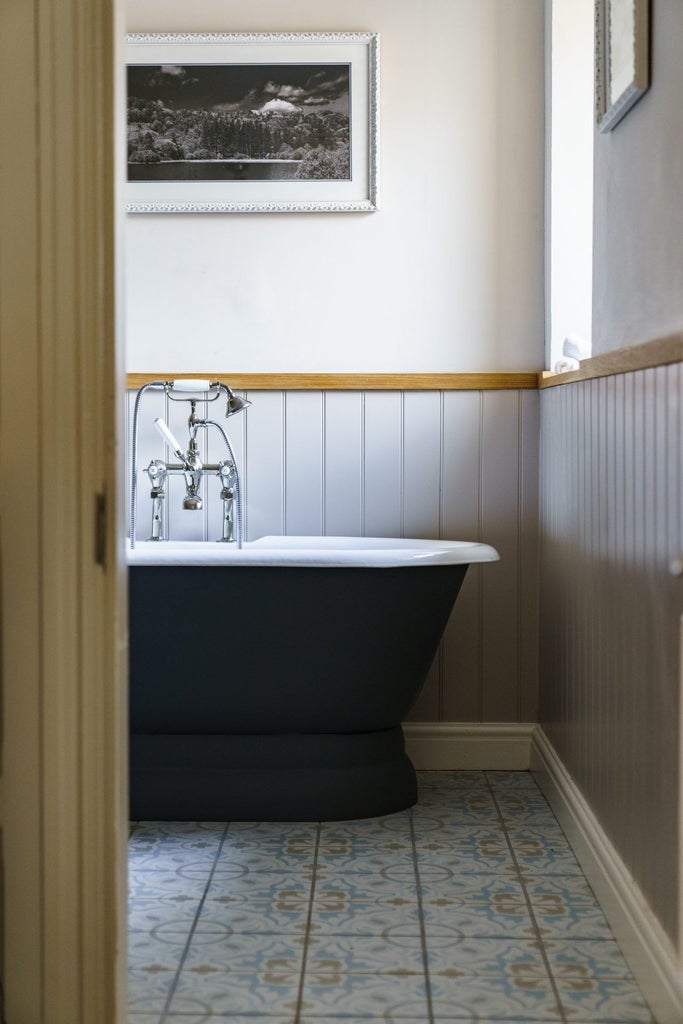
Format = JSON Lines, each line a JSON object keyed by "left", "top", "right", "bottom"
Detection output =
{"left": 540, "top": 0, "right": 683, "bottom": 952}
{"left": 592, "top": 3, "right": 683, "bottom": 353}
{"left": 539, "top": 365, "right": 682, "bottom": 947}
{"left": 128, "top": 387, "right": 540, "bottom": 724}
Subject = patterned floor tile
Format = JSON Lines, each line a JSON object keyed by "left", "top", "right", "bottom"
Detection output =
{"left": 159, "top": 1017, "right": 296, "bottom": 1023}
{"left": 507, "top": 826, "right": 583, "bottom": 874}
{"left": 422, "top": 899, "right": 536, "bottom": 938}
{"left": 411, "top": 792, "right": 499, "bottom": 824}
{"left": 306, "top": 933, "right": 425, "bottom": 975}
{"left": 183, "top": 933, "right": 305, "bottom": 975}
{"left": 167, "top": 923, "right": 258, "bottom": 949}
{"left": 198, "top": 896, "right": 310, "bottom": 934}
{"left": 157, "top": 1017, "right": 296, "bottom": 1024}
{"left": 299, "top": 971, "right": 429, "bottom": 1018}
{"left": 419, "top": 874, "right": 525, "bottom": 904}
{"left": 412, "top": 811, "right": 506, "bottom": 834}
{"left": 300, "top": 1020, "right": 430, "bottom": 1024}
{"left": 205, "top": 872, "right": 312, "bottom": 903}
{"left": 532, "top": 901, "right": 613, "bottom": 940}
{"left": 426, "top": 935, "right": 545, "bottom": 978}
{"left": 412, "top": 802, "right": 494, "bottom": 825}
{"left": 310, "top": 890, "right": 422, "bottom": 935}
{"left": 556, "top": 976, "right": 654, "bottom": 1022}
{"left": 128, "top": 895, "right": 200, "bottom": 934}
{"left": 527, "top": 878, "right": 612, "bottom": 939}
{"left": 492, "top": 786, "right": 545, "bottom": 806}
{"left": 129, "top": 833, "right": 223, "bottom": 862}
{"left": 128, "top": 929, "right": 188, "bottom": 970}
{"left": 128, "top": 965, "right": 177, "bottom": 1014}
{"left": 166, "top": 987, "right": 301, "bottom": 1019}
{"left": 128, "top": 864, "right": 214, "bottom": 899}
{"left": 414, "top": 829, "right": 515, "bottom": 877}
{"left": 171, "top": 966, "right": 301, "bottom": 1016}
{"left": 320, "top": 811, "right": 412, "bottom": 834}
{"left": 486, "top": 770, "right": 543, "bottom": 790}
{"left": 127, "top": 774, "right": 654, "bottom": 1023}
{"left": 494, "top": 796, "right": 561, "bottom": 826}
{"left": 319, "top": 830, "right": 413, "bottom": 856}
{"left": 417, "top": 854, "right": 517, "bottom": 878}
{"left": 213, "top": 848, "right": 316, "bottom": 873}
{"left": 543, "top": 938, "right": 634, "bottom": 980}
{"left": 315, "top": 875, "right": 418, "bottom": 901}
{"left": 418, "top": 769, "right": 488, "bottom": 790}
{"left": 525, "top": 875, "right": 601, "bottom": 904}
{"left": 315, "top": 846, "right": 415, "bottom": 877}
{"left": 421, "top": 888, "right": 531, "bottom": 929}
{"left": 228, "top": 820, "right": 318, "bottom": 838}
{"left": 430, "top": 973, "right": 562, "bottom": 1020}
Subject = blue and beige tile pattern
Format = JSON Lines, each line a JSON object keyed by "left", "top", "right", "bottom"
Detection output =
{"left": 128, "top": 771, "right": 655, "bottom": 1023}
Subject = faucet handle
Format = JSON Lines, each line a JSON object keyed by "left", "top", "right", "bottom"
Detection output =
{"left": 154, "top": 418, "right": 184, "bottom": 460}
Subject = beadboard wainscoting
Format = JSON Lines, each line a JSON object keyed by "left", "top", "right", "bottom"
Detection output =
{"left": 539, "top": 364, "right": 683, "bottom": 955}
{"left": 531, "top": 726, "right": 683, "bottom": 1024}
{"left": 127, "top": 387, "right": 540, "bottom": 727}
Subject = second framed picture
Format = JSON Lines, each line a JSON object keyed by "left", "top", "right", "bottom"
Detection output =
{"left": 125, "top": 32, "right": 379, "bottom": 213}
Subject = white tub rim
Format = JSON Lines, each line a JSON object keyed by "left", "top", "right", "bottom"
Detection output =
{"left": 127, "top": 535, "right": 500, "bottom": 568}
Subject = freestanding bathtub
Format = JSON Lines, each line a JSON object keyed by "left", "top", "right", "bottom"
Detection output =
{"left": 128, "top": 536, "right": 499, "bottom": 821}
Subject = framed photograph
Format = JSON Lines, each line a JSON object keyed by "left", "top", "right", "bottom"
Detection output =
{"left": 125, "top": 32, "right": 379, "bottom": 213}
{"left": 595, "top": 0, "right": 649, "bottom": 132}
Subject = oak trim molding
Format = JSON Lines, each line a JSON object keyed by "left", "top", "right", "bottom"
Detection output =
{"left": 126, "top": 372, "right": 539, "bottom": 391}
{"left": 127, "top": 334, "right": 683, "bottom": 394}
{"left": 540, "top": 333, "right": 683, "bottom": 389}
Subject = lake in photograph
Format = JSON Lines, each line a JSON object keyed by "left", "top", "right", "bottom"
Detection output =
{"left": 128, "top": 159, "right": 302, "bottom": 182}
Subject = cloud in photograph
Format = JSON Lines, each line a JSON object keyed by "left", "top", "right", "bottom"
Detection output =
{"left": 128, "top": 62, "right": 350, "bottom": 116}
{"left": 260, "top": 98, "right": 300, "bottom": 114}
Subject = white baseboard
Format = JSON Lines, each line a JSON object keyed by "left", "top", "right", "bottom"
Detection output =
{"left": 531, "top": 726, "right": 683, "bottom": 1024}
{"left": 403, "top": 722, "right": 534, "bottom": 770}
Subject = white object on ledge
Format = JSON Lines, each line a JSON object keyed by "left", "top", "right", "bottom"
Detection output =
{"left": 562, "top": 333, "right": 591, "bottom": 361}
{"left": 553, "top": 357, "right": 580, "bottom": 374}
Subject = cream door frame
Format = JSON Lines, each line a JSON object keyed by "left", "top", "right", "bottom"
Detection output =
{"left": 0, "top": 0, "right": 127, "bottom": 1021}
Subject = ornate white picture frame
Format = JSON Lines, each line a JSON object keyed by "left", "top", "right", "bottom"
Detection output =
{"left": 125, "top": 32, "right": 378, "bottom": 213}
{"left": 595, "top": 0, "right": 649, "bottom": 132}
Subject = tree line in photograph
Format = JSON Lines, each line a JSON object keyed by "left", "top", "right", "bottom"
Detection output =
{"left": 128, "top": 97, "right": 351, "bottom": 179}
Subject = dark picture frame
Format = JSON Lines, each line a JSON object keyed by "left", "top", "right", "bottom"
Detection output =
{"left": 125, "top": 32, "right": 379, "bottom": 212}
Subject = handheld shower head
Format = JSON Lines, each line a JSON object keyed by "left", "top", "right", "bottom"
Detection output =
{"left": 225, "top": 388, "right": 251, "bottom": 417}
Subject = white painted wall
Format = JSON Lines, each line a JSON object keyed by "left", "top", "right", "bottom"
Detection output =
{"left": 548, "top": 0, "right": 593, "bottom": 368}
{"left": 125, "top": 0, "right": 545, "bottom": 373}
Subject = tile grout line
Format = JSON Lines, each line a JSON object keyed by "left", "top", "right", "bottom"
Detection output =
{"left": 408, "top": 806, "right": 435, "bottom": 1024}
{"left": 484, "top": 773, "right": 568, "bottom": 1024}
{"left": 158, "top": 823, "right": 231, "bottom": 1024}
{"left": 293, "top": 822, "right": 321, "bottom": 1024}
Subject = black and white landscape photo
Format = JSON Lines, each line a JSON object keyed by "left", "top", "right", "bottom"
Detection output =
{"left": 127, "top": 62, "right": 351, "bottom": 182}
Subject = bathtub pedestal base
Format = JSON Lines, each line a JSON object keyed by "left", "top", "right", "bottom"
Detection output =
{"left": 130, "top": 727, "right": 416, "bottom": 821}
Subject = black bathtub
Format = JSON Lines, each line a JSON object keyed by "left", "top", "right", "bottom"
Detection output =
{"left": 128, "top": 536, "right": 498, "bottom": 821}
